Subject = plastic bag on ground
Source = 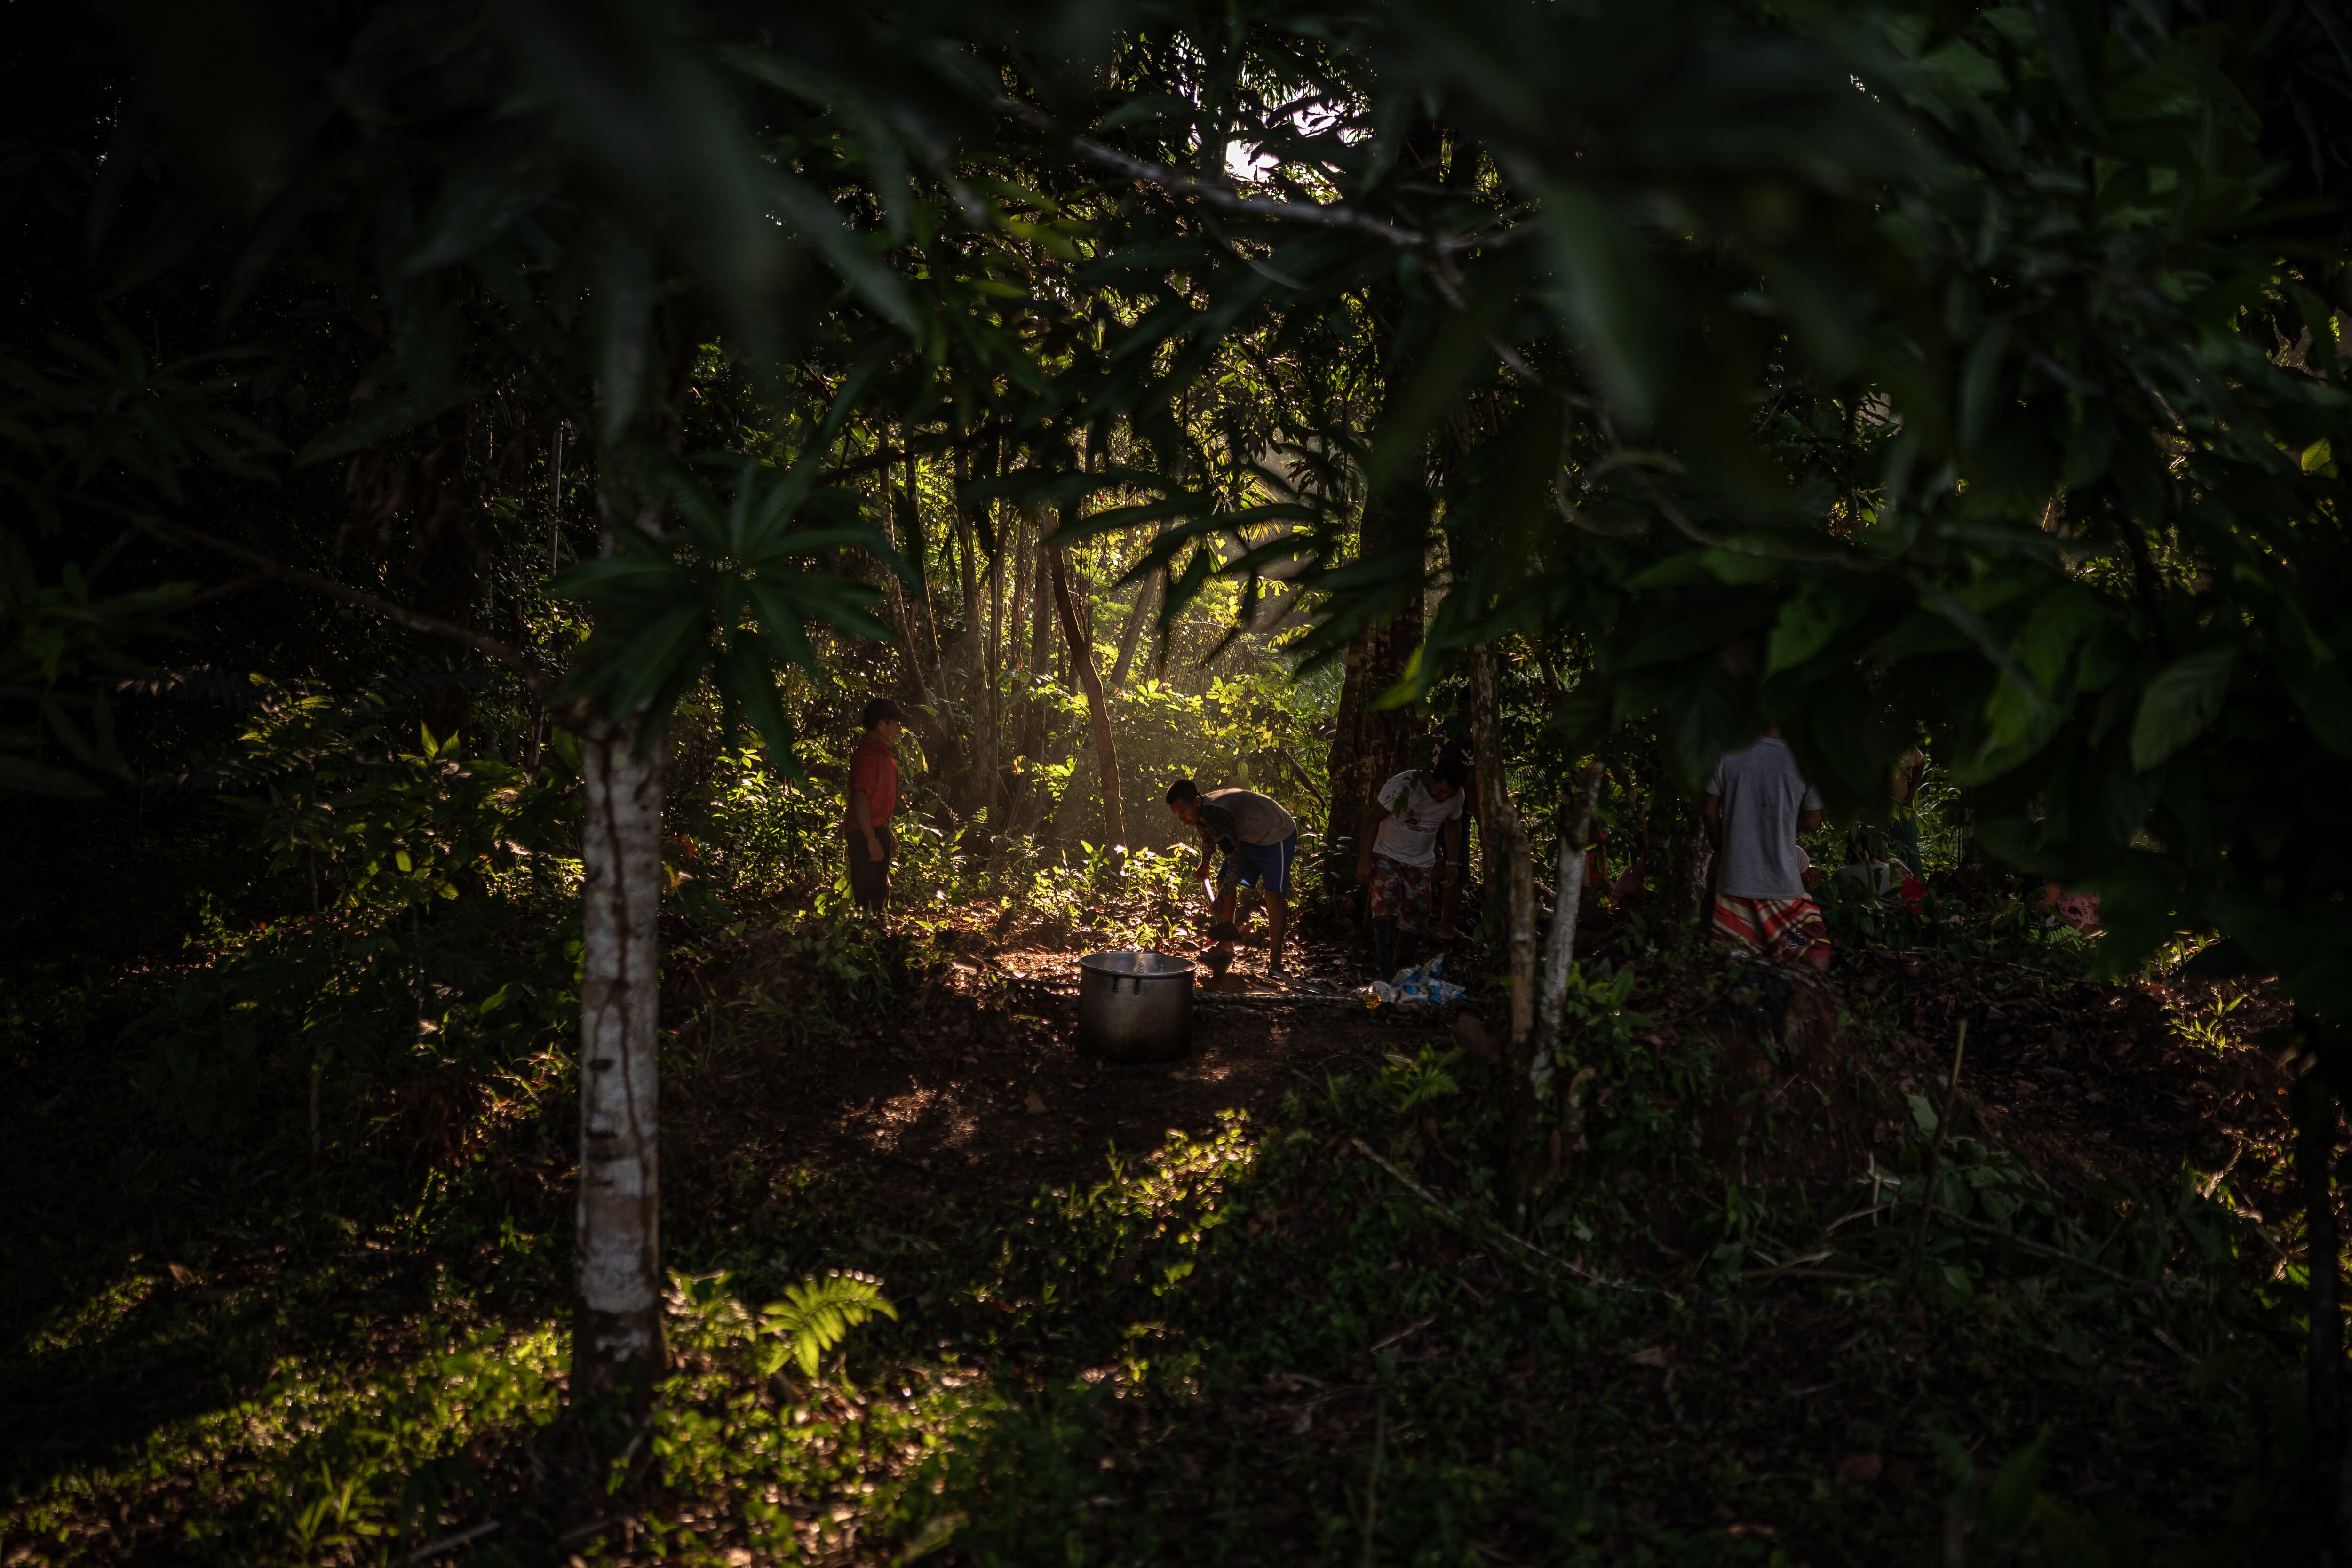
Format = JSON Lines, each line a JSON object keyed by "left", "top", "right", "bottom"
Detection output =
{"left": 1385, "top": 954, "right": 1466, "bottom": 1007}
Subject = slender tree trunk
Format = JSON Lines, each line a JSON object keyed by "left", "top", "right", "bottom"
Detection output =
{"left": 573, "top": 715, "right": 665, "bottom": 1410}
{"left": 880, "top": 466, "right": 939, "bottom": 718}
{"left": 953, "top": 451, "right": 982, "bottom": 687}
{"left": 1025, "top": 526, "right": 1055, "bottom": 733}
{"left": 955, "top": 454, "right": 979, "bottom": 620}
{"left": 1956, "top": 785, "right": 1986, "bottom": 887}
{"left": 1108, "top": 566, "right": 1158, "bottom": 690}
{"left": 1002, "top": 510, "right": 1035, "bottom": 823}
{"left": 906, "top": 444, "right": 941, "bottom": 673}
{"left": 1669, "top": 805, "right": 1717, "bottom": 942}
{"left": 1324, "top": 582, "right": 1423, "bottom": 911}
{"left": 1009, "top": 509, "right": 1033, "bottom": 682}
{"left": 1049, "top": 511, "right": 1125, "bottom": 848}
{"left": 945, "top": 451, "right": 988, "bottom": 826}
{"left": 1029, "top": 520, "right": 1054, "bottom": 684}
{"left": 1535, "top": 763, "right": 1605, "bottom": 1097}
{"left": 1015, "top": 520, "right": 1058, "bottom": 836}
{"left": 2298, "top": 1067, "right": 2347, "bottom": 1558}
{"left": 882, "top": 456, "right": 963, "bottom": 804}
{"left": 983, "top": 526, "right": 1006, "bottom": 829}
{"left": 1470, "top": 645, "right": 1539, "bottom": 1219}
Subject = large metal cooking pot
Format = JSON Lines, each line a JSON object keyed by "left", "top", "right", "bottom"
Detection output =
{"left": 1076, "top": 950, "right": 1195, "bottom": 1062}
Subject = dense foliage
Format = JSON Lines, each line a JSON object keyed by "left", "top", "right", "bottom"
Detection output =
{"left": 9, "top": 0, "right": 2352, "bottom": 1561}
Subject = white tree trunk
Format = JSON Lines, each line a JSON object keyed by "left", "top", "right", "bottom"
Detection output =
{"left": 1532, "top": 842, "right": 1585, "bottom": 1103}
{"left": 1534, "top": 764, "right": 1605, "bottom": 1099}
{"left": 573, "top": 717, "right": 665, "bottom": 1406}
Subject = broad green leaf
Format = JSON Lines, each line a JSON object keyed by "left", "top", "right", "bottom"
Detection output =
{"left": 1700, "top": 549, "right": 1787, "bottom": 586}
{"left": 1978, "top": 1428, "right": 2050, "bottom": 1552}
{"left": 1540, "top": 185, "right": 1670, "bottom": 429}
{"left": 1627, "top": 554, "right": 1716, "bottom": 590}
{"left": 0, "top": 755, "right": 107, "bottom": 798}
{"left": 1765, "top": 574, "right": 1875, "bottom": 674}
{"left": 2013, "top": 588, "right": 2111, "bottom": 692}
{"left": 2129, "top": 647, "right": 2235, "bottom": 771}
{"left": 2280, "top": 651, "right": 2352, "bottom": 760}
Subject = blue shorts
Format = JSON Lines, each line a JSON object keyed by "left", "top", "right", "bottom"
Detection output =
{"left": 1221, "top": 832, "right": 1297, "bottom": 896}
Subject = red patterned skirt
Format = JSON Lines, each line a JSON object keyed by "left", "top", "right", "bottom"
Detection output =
{"left": 1712, "top": 892, "right": 1832, "bottom": 964}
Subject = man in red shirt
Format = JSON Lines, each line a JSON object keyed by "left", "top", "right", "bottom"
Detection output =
{"left": 844, "top": 698, "right": 905, "bottom": 915}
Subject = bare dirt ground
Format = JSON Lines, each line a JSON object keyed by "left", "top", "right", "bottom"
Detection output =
{"left": 663, "top": 913, "right": 1461, "bottom": 1223}
{"left": 663, "top": 891, "right": 2295, "bottom": 1269}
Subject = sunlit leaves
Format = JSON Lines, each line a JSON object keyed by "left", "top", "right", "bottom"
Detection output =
{"left": 755, "top": 1270, "right": 898, "bottom": 1380}
{"left": 552, "top": 455, "right": 895, "bottom": 764}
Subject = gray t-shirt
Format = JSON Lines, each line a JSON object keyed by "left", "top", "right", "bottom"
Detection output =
{"left": 1707, "top": 737, "right": 1823, "bottom": 900}
{"left": 1198, "top": 787, "right": 1296, "bottom": 849}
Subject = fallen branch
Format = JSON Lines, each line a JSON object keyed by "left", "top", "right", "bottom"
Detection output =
{"left": 1923, "top": 1204, "right": 2163, "bottom": 1295}
{"left": 554, "top": 1515, "right": 630, "bottom": 1549}
{"left": 1740, "top": 1263, "right": 1882, "bottom": 1282}
{"left": 1821, "top": 1202, "right": 1897, "bottom": 1235}
{"left": 1346, "top": 1137, "right": 1651, "bottom": 1295}
{"left": 405, "top": 1520, "right": 501, "bottom": 1562}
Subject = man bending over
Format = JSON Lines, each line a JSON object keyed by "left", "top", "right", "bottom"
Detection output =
{"left": 1702, "top": 728, "right": 1832, "bottom": 970}
{"left": 1166, "top": 778, "right": 1298, "bottom": 977}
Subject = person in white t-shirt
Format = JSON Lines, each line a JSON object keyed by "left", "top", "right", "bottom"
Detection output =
{"left": 1355, "top": 757, "right": 1469, "bottom": 972}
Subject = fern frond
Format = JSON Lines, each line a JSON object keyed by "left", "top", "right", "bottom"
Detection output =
{"left": 757, "top": 1269, "right": 897, "bottom": 1378}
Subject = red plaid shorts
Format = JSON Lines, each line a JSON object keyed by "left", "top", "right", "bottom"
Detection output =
{"left": 1712, "top": 892, "right": 1832, "bottom": 963}
{"left": 1367, "top": 853, "right": 1436, "bottom": 930}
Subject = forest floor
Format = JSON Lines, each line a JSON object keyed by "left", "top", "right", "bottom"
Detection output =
{"left": 0, "top": 881, "right": 2321, "bottom": 1567}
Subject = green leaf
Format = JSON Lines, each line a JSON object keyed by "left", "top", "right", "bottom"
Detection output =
{"left": 758, "top": 1272, "right": 897, "bottom": 1380}
{"left": 2129, "top": 647, "right": 2235, "bottom": 771}
{"left": 1627, "top": 553, "right": 1716, "bottom": 589}
{"left": 0, "top": 755, "right": 108, "bottom": 798}
{"left": 2280, "top": 650, "right": 2352, "bottom": 760}
{"left": 771, "top": 174, "right": 915, "bottom": 330}
{"left": 1765, "top": 574, "right": 1876, "bottom": 674}
{"left": 1978, "top": 1427, "right": 2051, "bottom": 1552}
{"left": 293, "top": 387, "right": 477, "bottom": 468}
{"left": 1700, "top": 549, "right": 1787, "bottom": 586}
{"left": 1540, "top": 185, "right": 1670, "bottom": 429}
{"left": 602, "top": 603, "right": 710, "bottom": 720}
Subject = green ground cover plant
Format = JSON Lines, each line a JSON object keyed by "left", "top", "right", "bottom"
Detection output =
{"left": 0, "top": 874, "right": 2319, "bottom": 1565}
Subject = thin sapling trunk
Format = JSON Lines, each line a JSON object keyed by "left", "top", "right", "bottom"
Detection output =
{"left": 1049, "top": 513, "right": 1125, "bottom": 849}
{"left": 1470, "top": 645, "right": 1540, "bottom": 1218}
{"left": 2295, "top": 1063, "right": 2348, "bottom": 1556}
{"left": 1534, "top": 762, "right": 1605, "bottom": 1099}
{"left": 573, "top": 715, "right": 666, "bottom": 1411}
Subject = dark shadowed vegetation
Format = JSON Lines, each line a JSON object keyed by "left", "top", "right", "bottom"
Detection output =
{"left": 7, "top": 1, "right": 2352, "bottom": 1563}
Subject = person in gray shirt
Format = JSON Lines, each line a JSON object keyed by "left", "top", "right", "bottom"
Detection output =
{"left": 1701, "top": 730, "right": 1832, "bottom": 969}
{"left": 1166, "top": 778, "right": 1300, "bottom": 975}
